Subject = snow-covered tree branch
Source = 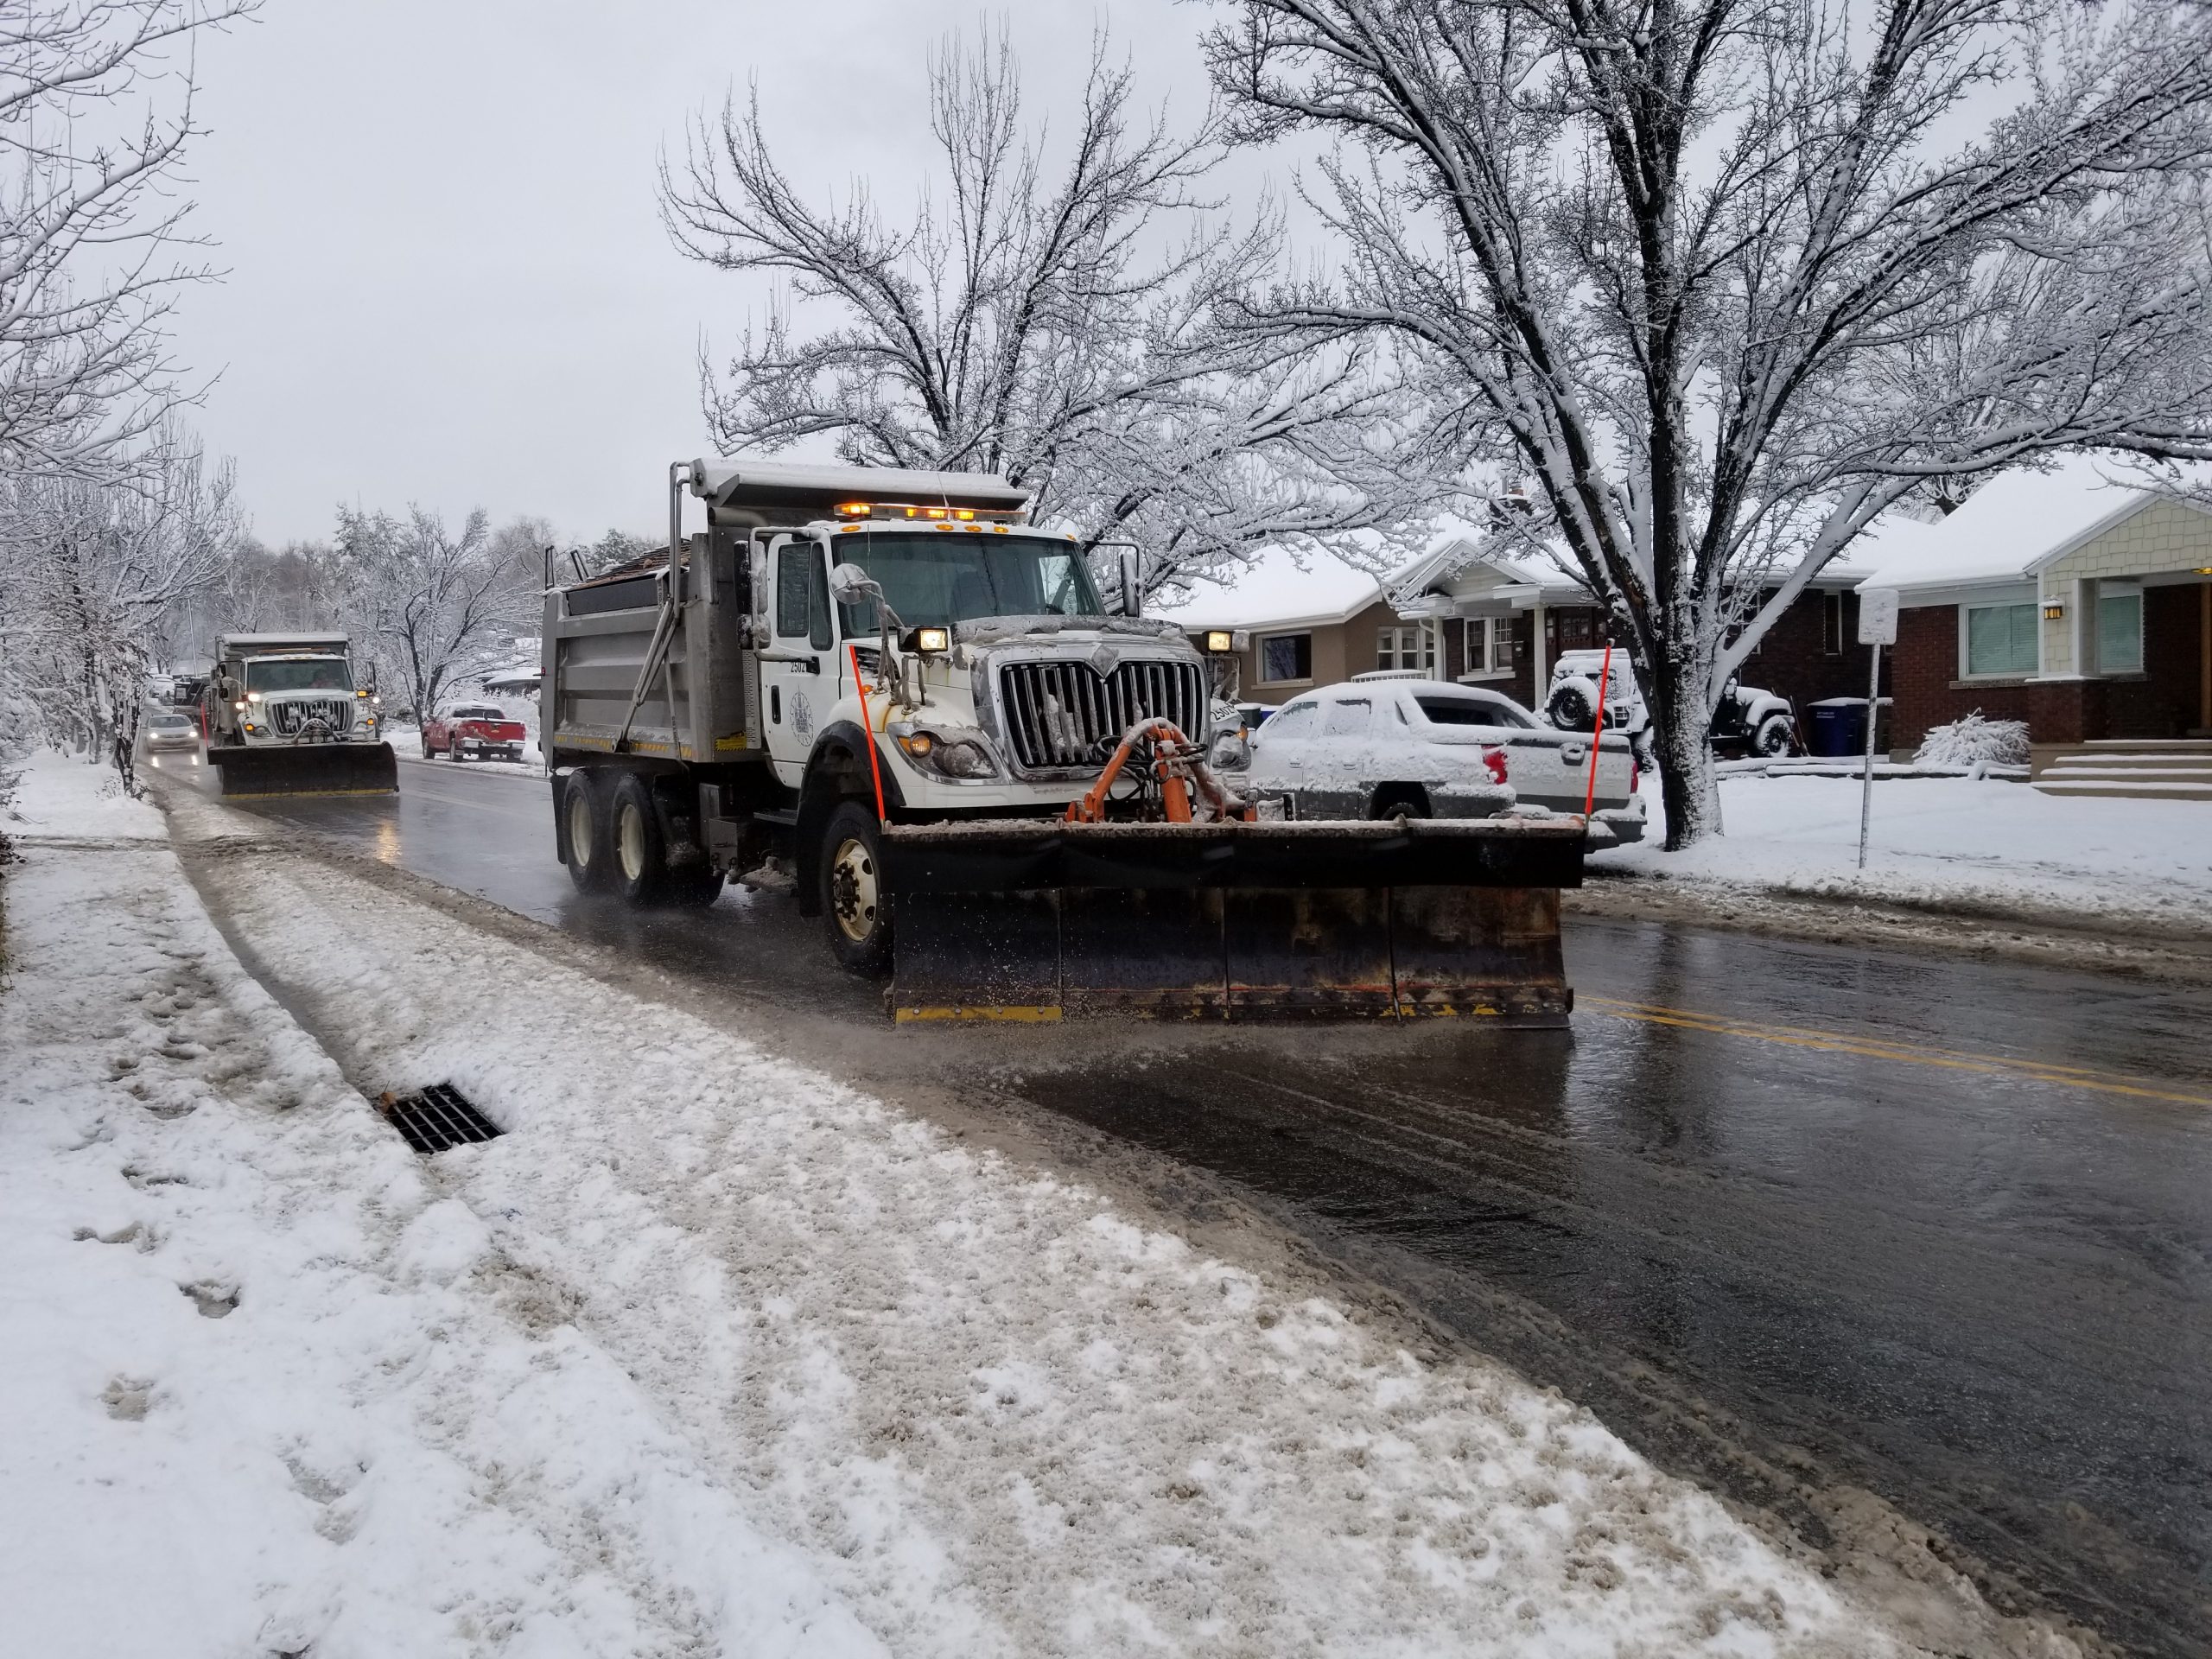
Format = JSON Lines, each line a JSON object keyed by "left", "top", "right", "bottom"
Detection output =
{"left": 1, "top": 0, "right": 259, "bottom": 482}
{"left": 660, "top": 24, "right": 1445, "bottom": 601}
{"left": 1205, "top": 0, "right": 2212, "bottom": 845}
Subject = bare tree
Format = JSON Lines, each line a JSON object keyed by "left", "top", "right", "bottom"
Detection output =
{"left": 0, "top": 427, "right": 240, "bottom": 785}
{"left": 1, "top": 1, "right": 259, "bottom": 482}
{"left": 662, "top": 26, "right": 1443, "bottom": 600}
{"left": 334, "top": 504, "right": 528, "bottom": 721}
{"left": 1207, "top": 0, "right": 2212, "bottom": 844}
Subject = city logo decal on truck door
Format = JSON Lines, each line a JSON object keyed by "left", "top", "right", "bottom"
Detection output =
{"left": 791, "top": 690, "right": 814, "bottom": 741}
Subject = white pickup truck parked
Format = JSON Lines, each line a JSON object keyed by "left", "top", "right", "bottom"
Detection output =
{"left": 1246, "top": 679, "right": 1646, "bottom": 843}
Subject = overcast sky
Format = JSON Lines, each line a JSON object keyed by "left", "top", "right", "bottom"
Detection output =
{"left": 175, "top": 1, "right": 1240, "bottom": 549}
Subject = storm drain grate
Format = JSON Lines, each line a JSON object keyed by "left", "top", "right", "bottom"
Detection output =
{"left": 378, "top": 1083, "right": 503, "bottom": 1155}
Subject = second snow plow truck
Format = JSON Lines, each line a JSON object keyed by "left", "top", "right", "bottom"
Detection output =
{"left": 540, "top": 461, "right": 1588, "bottom": 1024}
{"left": 202, "top": 632, "right": 398, "bottom": 798}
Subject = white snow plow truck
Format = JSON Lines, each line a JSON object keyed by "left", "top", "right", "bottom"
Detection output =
{"left": 202, "top": 632, "right": 398, "bottom": 798}
{"left": 539, "top": 461, "right": 1590, "bottom": 1024}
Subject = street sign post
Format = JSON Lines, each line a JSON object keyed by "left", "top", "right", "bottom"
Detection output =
{"left": 1856, "top": 588, "right": 1900, "bottom": 869}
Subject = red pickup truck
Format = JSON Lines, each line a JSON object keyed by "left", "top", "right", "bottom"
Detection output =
{"left": 422, "top": 703, "right": 527, "bottom": 762}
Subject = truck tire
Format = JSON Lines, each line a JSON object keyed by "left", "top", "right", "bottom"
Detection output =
{"left": 608, "top": 772, "right": 670, "bottom": 905}
{"left": 1752, "top": 712, "right": 1792, "bottom": 757}
{"left": 1547, "top": 682, "right": 1595, "bottom": 731}
{"left": 820, "top": 799, "right": 893, "bottom": 976}
{"left": 562, "top": 772, "right": 610, "bottom": 892}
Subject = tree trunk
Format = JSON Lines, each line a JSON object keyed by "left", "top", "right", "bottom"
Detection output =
{"left": 1649, "top": 647, "right": 1723, "bottom": 849}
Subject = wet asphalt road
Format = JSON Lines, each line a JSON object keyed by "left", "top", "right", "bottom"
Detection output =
{"left": 197, "top": 759, "right": 2212, "bottom": 1657}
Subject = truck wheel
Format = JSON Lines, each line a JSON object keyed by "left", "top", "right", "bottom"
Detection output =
{"left": 821, "top": 800, "right": 893, "bottom": 976}
{"left": 1752, "top": 713, "right": 1792, "bottom": 757}
{"left": 609, "top": 772, "right": 669, "bottom": 905}
{"left": 1548, "top": 683, "right": 1594, "bottom": 731}
{"left": 562, "top": 773, "right": 610, "bottom": 891}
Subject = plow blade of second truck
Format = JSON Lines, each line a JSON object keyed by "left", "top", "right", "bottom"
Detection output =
{"left": 209, "top": 742, "right": 399, "bottom": 798}
{"left": 883, "top": 817, "right": 1584, "bottom": 1025}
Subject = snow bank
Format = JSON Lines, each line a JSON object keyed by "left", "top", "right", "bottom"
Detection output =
{"left": 1, "top": 747, "right": 166, "bottom": 841}
{"left": 1604, "top": 772, "right": 2212, "bottom": 932}
{"left": 0, "top": 798, "right": 879, "bottom": 1656}
{"left": 171, "top": 828, "right": 1903, "bottom": 1656}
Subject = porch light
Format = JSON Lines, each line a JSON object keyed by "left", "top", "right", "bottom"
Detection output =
{"left": 2042, "top": 602, "right": 2066, "bottom": 620}
{"left": 1205, "top": 630, "right": 1235, "bottom": 653}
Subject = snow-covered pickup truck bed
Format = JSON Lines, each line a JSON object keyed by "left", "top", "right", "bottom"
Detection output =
{"left": 422, "top": 704, "right": 526, "bottom": 762}
{"left": 1248, "top": 678, "right": 1646, "bottom": 843}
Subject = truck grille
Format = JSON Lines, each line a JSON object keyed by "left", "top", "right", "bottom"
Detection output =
{"left": 270, "top": 697, "right": 354, "bottom": 736}
{"left": 995, "top": 658, "right": 1209, "bottom": 772}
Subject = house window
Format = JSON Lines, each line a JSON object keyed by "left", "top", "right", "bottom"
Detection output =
{"left": 1377, "top": 624, "right": 1435, "bottom": 673}
{"left": 1554, "top": 610, "right": 1595, "bottom": 650}
{"left": 1460, "top": 617, "right": 1516, "bottom": 676}
{"left": 1259, "top": 632, "right": 1313, "bottom": 683}
{"left": 2096, "top": 589, "right": 2143, "bottom": 673}
{"left": 1821, "top": 592, "right": 1846, "bottom": 655}
{"left": 1964, "top": 601, "right": 2038, "bottom": 677}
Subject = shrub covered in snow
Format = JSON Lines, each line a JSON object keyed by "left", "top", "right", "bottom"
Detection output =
{"left": 1916, "top": 712, "right": 2031, "bottom": 770}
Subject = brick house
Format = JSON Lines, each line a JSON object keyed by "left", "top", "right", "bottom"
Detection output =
{"left": 1160, "top": 537, "right": 1881, "bottom": 735}
{"left": 1855, "top": 461, "right": 2212, "bottom": 752}
{"left": 1383, "top": 536, "right": 1880, "bottom": 721}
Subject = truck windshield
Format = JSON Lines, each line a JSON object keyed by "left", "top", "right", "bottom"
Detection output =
{"left": 831, "top": 532, "right": 1103, "bottom": 635}
{"left": 245, "top": 658, "right": 353, "bottom": 693}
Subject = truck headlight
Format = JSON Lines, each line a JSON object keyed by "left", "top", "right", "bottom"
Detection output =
{"left": 893, "top": 724, "right": 999, "bottom": 779}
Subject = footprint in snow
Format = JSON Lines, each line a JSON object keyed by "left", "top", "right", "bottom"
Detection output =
{"left": 181, "top": 1281, "right": 239, "bottom": 1319}
{"left": 102, "top": 1376, "right": 153, "bottom": 1421}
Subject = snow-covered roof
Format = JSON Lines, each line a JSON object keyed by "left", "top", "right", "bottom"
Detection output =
{"left": 1151, "top": 544, "right": 1388, "bottom": 631}
{"left": 1853, "top": 456, "right": 2212, "bottom": 594}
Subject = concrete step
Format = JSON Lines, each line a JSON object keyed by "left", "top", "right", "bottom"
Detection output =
{"left": 2040, "top": 765, "right": 2212, "bottom": 782}
{"left": 2035, "top": 760, "right": 2212, "bottom": 774}
{"left": 2033, "top": 778, "right": 2212, "bottom": 800}
{"left": 2074, "top": 739, "right": 2212, "bottom": 752}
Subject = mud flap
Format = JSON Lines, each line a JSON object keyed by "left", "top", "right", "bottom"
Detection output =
{"left": 210, "top": 742, "right": 399, "bottom": 798}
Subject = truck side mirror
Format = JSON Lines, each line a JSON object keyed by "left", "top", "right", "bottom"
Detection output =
{"left": 828, "top": 562, "right": 879, "bottom": 605}
{"left": 1119, "top": 548, "right": 1140, "bottom": 618}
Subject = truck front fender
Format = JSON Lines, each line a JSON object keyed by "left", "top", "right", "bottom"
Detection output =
{"left": 795, "top": 721, "right": 906, "bottom": 917}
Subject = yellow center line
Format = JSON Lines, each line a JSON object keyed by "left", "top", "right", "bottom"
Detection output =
{"left": 1580, "top": 996, "right": 2212, "bottom": 1109}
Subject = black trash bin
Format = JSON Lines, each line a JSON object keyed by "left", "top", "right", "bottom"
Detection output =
{"left": 1806, "top": 697, "right": 1869, "bottom": 757}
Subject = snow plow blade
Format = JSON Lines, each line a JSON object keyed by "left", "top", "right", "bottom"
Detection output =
{"left": 209, "top": 743, "right": 399, "bottom": 798}
{"left": 884, "top": 817, "right": 1580, "bottom": 1025}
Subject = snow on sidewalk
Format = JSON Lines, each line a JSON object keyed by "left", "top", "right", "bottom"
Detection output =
{"left": 1599, "top": 772, "right": 2212, "bottom": 934}
{"left": 1, "top": 753, "right": 880, "bottom": 1658}
{"left": 172, "top": 811, "right": 1907, "bottom": 1655}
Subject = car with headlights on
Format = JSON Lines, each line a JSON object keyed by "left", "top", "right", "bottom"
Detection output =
{"left": 136, "top": 710, "right": 203, "bottom": 772}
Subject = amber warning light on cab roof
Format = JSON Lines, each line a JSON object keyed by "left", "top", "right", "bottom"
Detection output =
{"left": 831, "top": 500, "right": 1010, "bottom": 523}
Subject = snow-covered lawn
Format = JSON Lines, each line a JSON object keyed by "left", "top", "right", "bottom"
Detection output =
{"left": 1599, "top": 772, "right": 2212, "bottom": 934}
{"left": 3, "top": 749, "right": 1929, "bottom": 1656}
